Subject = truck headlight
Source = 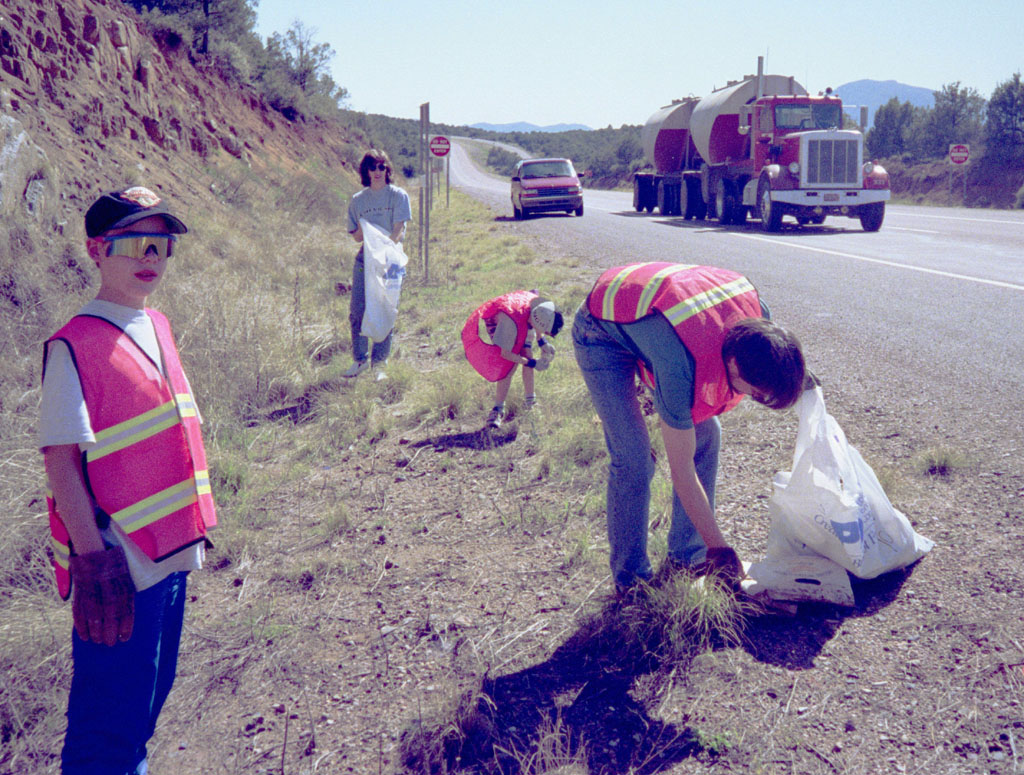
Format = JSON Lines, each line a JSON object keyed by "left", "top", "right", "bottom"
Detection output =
{"left": 788, "top": 162, "right": 800, "bottom": 176}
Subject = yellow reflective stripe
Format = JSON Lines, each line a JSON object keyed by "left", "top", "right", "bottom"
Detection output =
{"left": 51, "top": 536, "right": 70, "bottom": 570}
{"left": 175, "top": 393, "right": 198, "bottom": 418}
{"left": 195, "top": 469, "right": 212, "bottom": 496}
{"left": 87, "top": 400, "right": 179, "bottom": 463}
{"left": 662, "top": 276, "right": 756, "bottom": 327}
{"left": 601, "top": 265, "right": 645, "bottom": 319}
{"left": 111, "top": 478, "right": 199, "bottom": 534}
{"left": 635, "top": 264, "right": 693, "bottom": 318}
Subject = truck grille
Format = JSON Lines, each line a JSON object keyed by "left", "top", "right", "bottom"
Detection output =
{"left": 807, "top": 139, "right": 859, "bottom": 185}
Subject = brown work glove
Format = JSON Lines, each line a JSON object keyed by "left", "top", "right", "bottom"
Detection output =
{"left": 69, "top": 546, "right": 135, "bottom": 646}
{"left": 695, "top": 546, "right": 743, "bottom": 586}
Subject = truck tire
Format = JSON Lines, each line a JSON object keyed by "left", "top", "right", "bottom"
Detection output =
{"left": 690, "top": 178, "right": 707, "bottom": 221}
{"left": 575, "top": 203, "right": 584, "bottom": 217}
{"left": 859, "top": 202, "right": 885, "bottom": 232}
{"left": 667, "top": 182, "right": 682, "bottom": 216}
{"left": 730, "top": 182, "right": 747, "bottom": 224}
{"left": 717, "top": 181, "right": 740, "bottom": 225}
{"left": 713, "top": 184, "right": 726, "bottom": 223}
{"left": 757, "top": 175, "right": 783, "bottom": 232}
{"left": 680, "top": 179, "right": 691, "bottom": 219}
{"left": 706, "top": 169, "right": 722, "bottom": 221}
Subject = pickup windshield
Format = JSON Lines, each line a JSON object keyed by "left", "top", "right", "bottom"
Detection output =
{"left": 774, "top": 104, "right": 843, "bottom": 130}
{"left": 520, "top": 161, "right": 574, "bottom": 179}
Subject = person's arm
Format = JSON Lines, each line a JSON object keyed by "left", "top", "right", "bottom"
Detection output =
{"left": 389, "top": 221, "right": 408, "bottom": 244}
{"left": 497, "top": 343, "right": 537, "bottom": 368}
{"left": 349, "top": 225, "right": 363, "bottom": 243}
{"left": 44, "top": 443, "right": 135, "bottom": 645}
{"left": 43, "top": 444, "right": 104, "bottom": 555}
{"left": 659, "top": 421, "right": 728, "bottom": 549}
{"left": 494, "top": 314, "right": 537, "bottom": 367}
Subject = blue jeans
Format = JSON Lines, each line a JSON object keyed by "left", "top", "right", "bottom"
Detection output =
{"left": 572, "top": 306, "right": 720, "bottom": 589}
{"left": 349, "top": 249, "right": 392, "bottom": 364}
{"left": 62, "top": 572, "right": 188, "bottom": 775}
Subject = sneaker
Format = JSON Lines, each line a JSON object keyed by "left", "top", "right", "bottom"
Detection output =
{"left": 486, "top": 407, "right": 503, "bottom": 428}
{"left": 373, "top": 360, "right": 388, "bottom": 382}
{"left": 523, "top": 395, "right": 537, "bottom": 410}
{"left": 342, "top": 360, "right": 369, "bottom": 378}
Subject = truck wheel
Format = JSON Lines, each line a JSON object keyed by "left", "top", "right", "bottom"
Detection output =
{"left": 692, "top": 184, "right": 707, "bottom": 220}
{"left": 575, "top": 204, "right": 584, "bottom": 217}
{"left": 714, "top": 184, "right": 729, "bottom": 224}
{"left": 757, "top": 176, "right": 783, "bottom": 232}
{"left": 718, "top": 181, "right": 741, "bottom": 225}
{"left": 680, "top": 179, "right": 694, "bottom": 219}
{"left": 859, "top": 202, "right": 885, "bottom": 232}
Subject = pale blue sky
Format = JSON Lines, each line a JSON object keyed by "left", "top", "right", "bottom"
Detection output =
{"left": 254, "top": 0, "right": 1023, "bottom": 129}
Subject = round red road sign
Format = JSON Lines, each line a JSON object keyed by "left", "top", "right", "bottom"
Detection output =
{"left": 429, "top": 136, "right": 451, "bottom": 157}
{"left": 949, "top": 143, "right": 970, "bottom": 165}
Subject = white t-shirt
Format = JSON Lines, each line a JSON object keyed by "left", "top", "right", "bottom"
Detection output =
{"left": 40, "top": 300, "right": 205, "bottom": 591}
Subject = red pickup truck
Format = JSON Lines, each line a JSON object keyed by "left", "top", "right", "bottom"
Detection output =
{"left": 511, "top": 158, "right": 584, "bottom": 220}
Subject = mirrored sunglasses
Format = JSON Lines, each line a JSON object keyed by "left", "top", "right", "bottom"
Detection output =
{"left": 102, "top": 233, "right": 177, "bottom": 260}
{"left": 369, "top": 162, "right": 388, "bottom": 171}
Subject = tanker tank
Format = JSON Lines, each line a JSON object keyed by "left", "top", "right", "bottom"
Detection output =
{"left": 689, "top": 74, "right": 806, "bottom": 165}
{"left": 641, "top": 98, "right": 700, "bottom": 175}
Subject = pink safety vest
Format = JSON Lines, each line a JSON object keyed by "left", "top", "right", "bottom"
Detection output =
{"left": 587, "top": 263, "right": 762, "bottom": 424}
{"left": 43, "top": 311, "right": 216, "bottom": 599}
{"left": 461, "top": 290, "right": 537, "bottom": 382}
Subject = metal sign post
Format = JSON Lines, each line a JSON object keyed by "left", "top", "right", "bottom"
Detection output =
{"left": 949, "top": 143, "right": 969, "bottom": 203}
{"left": 419, "top": 103, "right": 430, "bottom": 282}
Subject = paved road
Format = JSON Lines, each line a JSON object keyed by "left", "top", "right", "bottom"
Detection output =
{"left": 447, "top": 139, "right": 1024, "bottom": 460}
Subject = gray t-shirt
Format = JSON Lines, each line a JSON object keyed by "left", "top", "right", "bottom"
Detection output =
{"left": 39, "top": 300, "right": 204, "bottom": 590}
{"left": 347, "top": 184, "right": 412, "bottom": 235}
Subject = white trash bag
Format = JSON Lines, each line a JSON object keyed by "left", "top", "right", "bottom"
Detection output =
{"left": 765, "top": 386, "right": 934, "bottom": 579}
{"left": 360, "top": 219, "right": 408, "bottom": 342}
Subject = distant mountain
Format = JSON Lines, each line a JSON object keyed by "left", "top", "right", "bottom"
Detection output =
{"left": 834, "top": 80, "right": 935, "bottom": 127}
{"left": 470, "top": 121, "right": 592, "bottom": 133}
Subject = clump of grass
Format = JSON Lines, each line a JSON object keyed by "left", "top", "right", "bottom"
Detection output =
{"left": 616, "top": 573, "right": 752, "bottom": 661}
{"left": 914, "top": 447, "right": 970, "bottom": 477}
{"left": 561, "top": 526, "right": 600, "bottom": 572}
{"left": 495, "top": 711, "right": 588, "bottom": 774}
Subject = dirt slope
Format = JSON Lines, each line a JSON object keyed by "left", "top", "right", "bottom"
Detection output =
{"left": 0, "top": 0, "right": 359, "bottom": 227}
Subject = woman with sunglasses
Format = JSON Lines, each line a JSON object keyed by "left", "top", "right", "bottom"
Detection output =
{"left": 344, "top": 149, "right": 412, "bottom": 380}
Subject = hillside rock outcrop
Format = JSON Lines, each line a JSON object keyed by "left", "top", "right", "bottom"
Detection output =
{"left": 0, "top": 0, "right": 359, "bottom": 237}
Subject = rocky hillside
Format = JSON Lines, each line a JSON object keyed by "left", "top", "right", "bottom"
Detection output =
{"left": 0, "top": 0, "right": 361, "bottom": 245}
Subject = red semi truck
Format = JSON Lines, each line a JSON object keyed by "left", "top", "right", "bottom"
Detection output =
{"left": 633, "top": 58, "right": 890, "bottom": 231}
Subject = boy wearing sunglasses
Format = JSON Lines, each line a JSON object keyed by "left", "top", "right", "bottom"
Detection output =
{"left": 39, "top": 186, "right": 217, "bottom": 774}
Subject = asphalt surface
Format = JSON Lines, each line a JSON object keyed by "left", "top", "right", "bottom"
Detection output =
{"left": 445, "top": 139, "right": 1024, "bottom": 463}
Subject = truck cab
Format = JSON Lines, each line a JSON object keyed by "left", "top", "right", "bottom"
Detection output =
{"left": 742, "top": 95, "right": 890, "bottom": 231}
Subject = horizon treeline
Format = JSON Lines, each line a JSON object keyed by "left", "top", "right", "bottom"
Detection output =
{"left": 867, "top": 76, "right": 1024, "bottom": 165}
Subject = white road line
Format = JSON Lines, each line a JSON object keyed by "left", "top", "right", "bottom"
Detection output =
{"left": 885, "top": 226, "right": 941, "bottom": 234}
{"left": 732, "top": 232, "right": 1024, "bottom": 291}
{"left": 892, "top": 211, "right": 1024, "bottom": 225}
